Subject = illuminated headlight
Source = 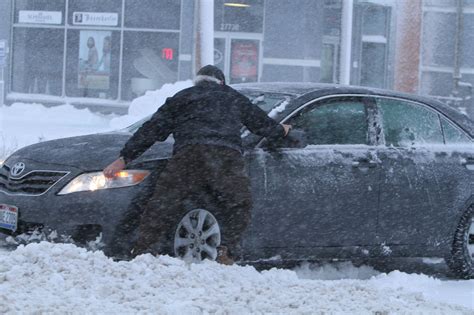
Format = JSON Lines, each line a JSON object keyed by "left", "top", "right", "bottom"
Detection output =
{"left": 58, "top": 170, "right": 150, "bottom": 195}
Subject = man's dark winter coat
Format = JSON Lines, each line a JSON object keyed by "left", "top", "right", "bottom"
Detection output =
{"left": 117, "top": 75, "right": 286, "bottom": 259}
{"left": 120, "top": 79, "right": 285, "bottom": 162}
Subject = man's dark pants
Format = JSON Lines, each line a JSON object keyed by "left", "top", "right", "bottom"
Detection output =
{"left": 132, "top": 144, "right": 252, "bottom": 258}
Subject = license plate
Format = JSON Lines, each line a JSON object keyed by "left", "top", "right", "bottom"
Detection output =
{"left": 0, "top": 204, "right": 18, "bottom": 232}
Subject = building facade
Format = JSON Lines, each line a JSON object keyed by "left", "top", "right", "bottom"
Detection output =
{"left": 1, "top": 0, "right": 195, "bottom": 112}
{"left": 1, "top": 0, "right": 470, "bottom": 118}
{"left": 420, "top": 0, "right": 474, "bottom": 117}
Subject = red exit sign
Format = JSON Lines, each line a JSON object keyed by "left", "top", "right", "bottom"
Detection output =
{"left": 162, "top": 48, "right": 174, "bottom": 60}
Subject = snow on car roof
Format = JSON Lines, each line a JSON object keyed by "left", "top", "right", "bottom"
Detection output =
{"left": 233, "top": 82, "right": 335, "bottom": 96}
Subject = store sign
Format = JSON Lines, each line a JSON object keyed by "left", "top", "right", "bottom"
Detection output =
{"left": 220, "top": 23, "right": 240, "bottom": 32}
{"left": 73, "top": 12, "right": 119, "bottom": 26}
{"left": 19, "top": 11, "right": 62, "bottom": 25}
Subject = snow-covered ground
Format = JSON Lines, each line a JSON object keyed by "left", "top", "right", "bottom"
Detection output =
{"left": 1, "top": 82, "right": 473, "bottom": 313}
{"left": 0, "top": 242, "right": 472, "bottom": 314}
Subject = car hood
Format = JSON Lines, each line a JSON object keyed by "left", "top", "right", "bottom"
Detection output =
{"left": 6, "top": 132, "right": 174, "bottom": 170}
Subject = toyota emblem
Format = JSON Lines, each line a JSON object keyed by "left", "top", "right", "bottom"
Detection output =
{"left": 10, "top": 162, "right": 26, "bottom": 177}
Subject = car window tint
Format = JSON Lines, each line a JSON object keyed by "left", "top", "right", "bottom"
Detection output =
{"left": 441, "top": 117, "right": 473, "bottom": 144}
{"left": 377, "top": 98, "right": 444, "bottom": 147}
{"left": 289, "top": 100, "right": 368, "bottom": 145}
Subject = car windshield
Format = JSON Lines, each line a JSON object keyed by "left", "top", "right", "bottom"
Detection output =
{"left": 125, "top": 91, "right": 291, "bottom": 133}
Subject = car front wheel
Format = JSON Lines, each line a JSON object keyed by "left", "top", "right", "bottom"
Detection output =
{"left": 174, "top": 208, "right": 221, "bottom": 263}
{"left": 448, "top": 204, "right": 474, "bottom": 279}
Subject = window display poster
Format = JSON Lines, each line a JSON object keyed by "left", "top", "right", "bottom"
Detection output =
{"left": 230, "top": 40, "right": 258, "bottom": 83}
{"left": 78, "top": 30, "right": 111, "bottom": 90}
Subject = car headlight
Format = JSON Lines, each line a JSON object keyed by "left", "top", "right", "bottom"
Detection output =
{"left": 58, "top": 170, "right": 150, "bottom": 195}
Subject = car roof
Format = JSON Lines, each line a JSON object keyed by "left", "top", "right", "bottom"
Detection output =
{"left": 232, "top": 82, "right": 474, "bottom": 138}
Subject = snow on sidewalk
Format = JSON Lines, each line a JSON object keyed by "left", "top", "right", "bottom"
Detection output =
{"left": 0, "top": 80, "right": 193, "bottom": 161}
{"left": 0, "top": 103, "right": 113, "bottom": 160}
{"left": 0, "top": 242, "right": 472, "bottom": 314}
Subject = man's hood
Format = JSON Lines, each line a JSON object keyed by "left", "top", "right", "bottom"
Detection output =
{"left": 5, "top": 133, "right": 173, "bottom": 171}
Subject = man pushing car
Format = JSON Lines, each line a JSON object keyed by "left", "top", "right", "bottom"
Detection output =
{"left": 104, "top": 65, "right": 290, "bottom": 264}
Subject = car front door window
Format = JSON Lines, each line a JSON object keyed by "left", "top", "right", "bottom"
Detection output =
{"left": 288, "top": 100, "right": 368, "bottom": 145}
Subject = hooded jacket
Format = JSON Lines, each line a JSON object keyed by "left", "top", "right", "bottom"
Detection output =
{"left": 120, "top": 76, "right": 285, "bottom": 163}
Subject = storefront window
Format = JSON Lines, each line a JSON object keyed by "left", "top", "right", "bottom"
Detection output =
{"left": 362, "top": 5, "right": 388, "bottom": 37}
{"left": 65, "top": 29, "right": 120, "bottom": 99}
{"left": 420, "top": 71, "right": 455, "bottom": 97}
{"left": 321, "top": 43, "right": 337, "bottom": 83}
{"left": 14, "top": 0, "right": 65, "bottom": 25}
{"left": 422, "top": 12, "right": 456, "bottom": 67}
{"left": 68, "top": 0, "right": 122, "bottom": 27}
{"left": 323, "top": 0, "right": 341, "bottom": 36}
{"left": 214, "top": 0, "right": 263, "bottom": 33}
{"left": 424, "top": 0, "right": 456, "bottom": 6}
{"left": 11, "top": 28, "right": 64, "bottom": 95}
{"left": 230, "top": 39, "right": 259, "bottom": 84}
{"left": 121, "top": 31, "right": 179, "bottom": 100}
{"left": 214, "top": 38, "right": 226, "bottom": 73}
{"left": 10, "top": 0, "right": 184, "bottom": 103}
{"left": 360, "top": 42, "right": 386, "bottom": 88}
{"left": 463, "top": 14, "right": 474, "bottom": 68}
{"left": 124, "top": 0, "right": 181, "bottom": 30}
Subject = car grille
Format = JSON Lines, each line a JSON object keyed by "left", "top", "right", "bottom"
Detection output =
{"left": 0, "top": 164, "right": 69, "bottom": 196}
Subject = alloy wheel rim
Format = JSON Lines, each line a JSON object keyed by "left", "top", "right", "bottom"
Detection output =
{"left": 174, "top": 209, "right": 221, "bottom": 263}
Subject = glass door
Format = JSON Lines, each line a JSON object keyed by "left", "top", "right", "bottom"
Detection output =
{"left": 321, "top": 36, "right": 340, "bottom": 83}
{"left": 214, "top": 33, "right": 262, "bottom": 84}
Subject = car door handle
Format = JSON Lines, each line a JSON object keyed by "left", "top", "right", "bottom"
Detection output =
{"left": 461, "top": 157, "right": 474, "bottom": 170}
{"left": 352, "top": 159, "right": 378, "bottom": 168}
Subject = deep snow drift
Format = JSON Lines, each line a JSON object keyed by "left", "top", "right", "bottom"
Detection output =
{"left": 0, "top": 242, "right": 472, "bottom": 314}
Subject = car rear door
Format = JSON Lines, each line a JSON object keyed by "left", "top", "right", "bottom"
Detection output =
{"left": 374, "top": 96, "right": 474, "bottom": 250}
{"left": 244, "top": 96, "right": 380, "bottom": 259}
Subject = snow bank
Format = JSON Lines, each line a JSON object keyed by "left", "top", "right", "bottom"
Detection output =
{"left": 109, "top": 80, "right": 193, "bottom": 129}
{"left": 295, "top": 262, "right": 474, "bottom": 310}
{"left": 0, "top": 80, "right": 193, "bottom": 161}
{"left": 371, "top": 271, "right": 474, "bottom": 310}
{"left": 294, "top": 261, "right": 380, "bottom": 280}
{"left": 0, "top": 103, "right": 113, "bottom": 160}
{"left": 0, "top": 242, "right": 471, "bottom": 314}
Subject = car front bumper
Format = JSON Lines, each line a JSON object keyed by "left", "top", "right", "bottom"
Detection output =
{"left": 0, "top": 161, "right": 156, "bottom": 251}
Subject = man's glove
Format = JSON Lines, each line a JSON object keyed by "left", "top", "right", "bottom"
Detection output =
{"left": 103, "top": 157, "right": 126, "bottom": 178}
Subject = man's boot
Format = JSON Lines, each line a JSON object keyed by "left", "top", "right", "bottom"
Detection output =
{"left": 216, "top": 245, "right": 234, "bottom": 265}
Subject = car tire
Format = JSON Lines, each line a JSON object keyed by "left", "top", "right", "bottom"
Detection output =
{"left": 173, "top": 208, "right": 222, "bottom": 263}
{"left": 447, "top": 204, "right": 474, "bottom": 279}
